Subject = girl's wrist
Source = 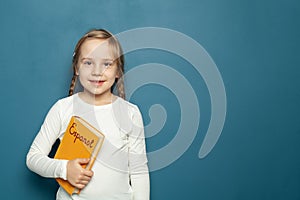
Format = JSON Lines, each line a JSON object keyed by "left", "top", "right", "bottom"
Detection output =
{"left": 60, "top": 160, "right": 69, "bottom": 180}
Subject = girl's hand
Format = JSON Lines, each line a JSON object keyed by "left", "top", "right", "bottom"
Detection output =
{"left": 66, "top": 158, "right": 94, "bottom": 189}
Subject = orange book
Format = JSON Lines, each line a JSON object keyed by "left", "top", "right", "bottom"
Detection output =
{"left": 54, "top": 116, "right": 105, "bottom": 195}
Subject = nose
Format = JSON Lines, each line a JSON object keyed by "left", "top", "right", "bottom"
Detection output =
{"left": 91, "top": 64, "right": 105, "bottom": 76}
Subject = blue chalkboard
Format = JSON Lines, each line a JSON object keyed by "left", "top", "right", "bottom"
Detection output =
{"left": 0, "top": 0, "right": 299, "bottom": 199}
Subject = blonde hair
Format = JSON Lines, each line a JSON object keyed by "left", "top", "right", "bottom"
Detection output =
{"left": 68, "top": 29, "right": 125, "bottom": 99}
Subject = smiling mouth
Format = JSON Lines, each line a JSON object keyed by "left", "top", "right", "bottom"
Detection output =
{"left": 89, "top": 80, "right": 105, "bottom": 86}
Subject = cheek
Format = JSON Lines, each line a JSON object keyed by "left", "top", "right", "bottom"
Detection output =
{"left": 78, "top": 67, "right": 89, "bottom": 76}
{"left": 108, "top": 67, "right": 119, "bottom": 79}
{"left": 78, "top": 75, "right": 86, "bottom": 85}
{"left": 77, "top": 70, "right": 90, "bottom": 84}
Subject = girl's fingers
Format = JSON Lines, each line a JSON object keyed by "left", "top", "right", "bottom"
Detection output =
{"left": 75, "top": 183, "right": 86, "bottom": 190}
{"left": 75, "top": 177, "right": 92, "bottom": 189}
{"left": 79, "top": 174, "right": 92, "bottom": 182}
{"left": 76, "top": 170, "right": 93, "bottom": 184}
{"left": 66, "top": 159, "right": 94, "bottom": 189}
{"left": 83, "top": 170, "right": 94, "bottom": 178}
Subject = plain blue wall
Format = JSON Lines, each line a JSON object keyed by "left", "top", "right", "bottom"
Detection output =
{"left": 0, "top": 0, "right": 299, "bottom": 199}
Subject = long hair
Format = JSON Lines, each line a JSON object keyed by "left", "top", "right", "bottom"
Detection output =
{"left": 68, "top": 29, "right": 125, "bottom": 99}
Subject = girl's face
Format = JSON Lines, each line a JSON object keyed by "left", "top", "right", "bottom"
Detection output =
{"left": 77, "top": 38, "right": 119, "bottom": 101}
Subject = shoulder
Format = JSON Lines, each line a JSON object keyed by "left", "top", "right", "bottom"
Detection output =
{"left": 115, "top": 97, "right": 141, "bottom": 114}
{"left": 56, "top": 94, "right": 75, "bottom": 106}
{"left": 41, "top": 95, "right": 74, "bottom": 123}
{"left": 47, "top": 95, "right": 75, "bottom": 116}
{"left": 115, "top": 97, "right": 144, "bottom": 127}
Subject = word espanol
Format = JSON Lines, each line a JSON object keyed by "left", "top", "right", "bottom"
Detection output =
{"left": 69, "top": 122, "right": 94, "bottom": 148}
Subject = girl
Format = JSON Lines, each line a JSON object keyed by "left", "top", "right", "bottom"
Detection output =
{"left": 26, "top": 29, "right": 150, "bottom": 200}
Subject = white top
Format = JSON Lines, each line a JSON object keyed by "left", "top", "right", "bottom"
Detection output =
{"left": 26, "top": 94, "right": 150, "bottom": 200}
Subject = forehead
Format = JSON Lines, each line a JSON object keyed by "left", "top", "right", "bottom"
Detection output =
{"left": 80, "top": 38, "right": 114, "bottom": 59}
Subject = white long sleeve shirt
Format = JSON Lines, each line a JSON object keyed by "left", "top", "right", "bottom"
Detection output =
{"left": 26, "top": 94, "right": 150, "bottom": 200}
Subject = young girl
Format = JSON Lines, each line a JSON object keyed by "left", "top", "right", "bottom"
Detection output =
{"left": 26, "top": 29, "right": 150, "bottom": 200}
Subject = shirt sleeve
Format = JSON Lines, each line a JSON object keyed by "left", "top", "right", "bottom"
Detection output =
{"left": 129, "top": 105, "right": 150, "bottom": 200}
{"left": 26, "top": 100, "right": 68, "bottom": 180}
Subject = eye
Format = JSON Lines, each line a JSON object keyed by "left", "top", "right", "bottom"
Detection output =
{"left": 84, "top": 61, "right": 92, "bottom": 65}
{"left": 82, "top": 60, "right": 93, "bottom": 67}
{"left": 103, "top": 62, "right": 113, "bottom": 67}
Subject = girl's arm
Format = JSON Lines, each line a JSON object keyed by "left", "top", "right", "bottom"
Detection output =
{"left": 129, "top": 105, "right": 150, "bottom": 200}
{"left": 26, "top": 101, "right": 68, "bottom": 180}
{"left": 27, "top": 100, "right": 94, "bottom": 189}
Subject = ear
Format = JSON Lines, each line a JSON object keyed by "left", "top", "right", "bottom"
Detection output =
{"left": 75, "top": 67, "right": 79, "bottom": 76}
{"left": 115, "top": 69, "right": 120, "bottom": 79}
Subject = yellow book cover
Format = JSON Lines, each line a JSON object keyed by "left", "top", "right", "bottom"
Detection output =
{"left": 54, "top": 116, "right": 105, "bottom": 195}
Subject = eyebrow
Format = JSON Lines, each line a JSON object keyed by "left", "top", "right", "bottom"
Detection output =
{"left": 80, "top": 57, "right": 114, "bottom": 61}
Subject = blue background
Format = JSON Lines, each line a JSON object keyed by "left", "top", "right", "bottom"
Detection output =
{"left": 1, "top": 0, "right": 299, "bottom": 199}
